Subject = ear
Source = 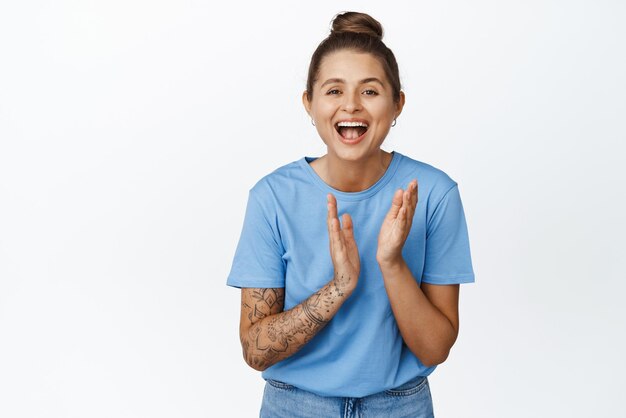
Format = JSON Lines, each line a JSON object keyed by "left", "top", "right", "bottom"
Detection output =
{"left": 302, "top": 90, "right": 312, "bottom": 115}
{"left": 394, "top": 91, "right": 406, "bottom": 119}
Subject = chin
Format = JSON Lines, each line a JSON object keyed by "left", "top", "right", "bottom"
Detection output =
{"left": 330, "top": 146, "right": 378, "bottom": 162}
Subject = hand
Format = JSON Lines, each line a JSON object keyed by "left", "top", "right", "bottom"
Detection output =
{"left": 376, "top": 179, "right": 418, "bottom": 267}
{"left": 327, "top": 193, "right": 360, "bottom": 296}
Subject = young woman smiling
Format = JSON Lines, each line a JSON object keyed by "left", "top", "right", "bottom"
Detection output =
{"left": 227, "top": 11, "right": 474, "bottom": 418}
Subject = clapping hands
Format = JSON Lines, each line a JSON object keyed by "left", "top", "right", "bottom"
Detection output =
{"left": 326, "top": 179, "right": 418, "bottom": 293}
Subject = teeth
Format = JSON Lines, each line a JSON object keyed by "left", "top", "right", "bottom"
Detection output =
{"left": 336, "top": 121, "right": 368, "bottom": 128}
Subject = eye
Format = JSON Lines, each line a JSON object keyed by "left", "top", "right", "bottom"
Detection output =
{"left": 363, "top": 89, "right": 378, "bottom": 96}
{"left": 326, "top": 89, "right": 341, "bottom": 95}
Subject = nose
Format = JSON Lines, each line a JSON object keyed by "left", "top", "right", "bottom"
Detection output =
{"left": 342, "top": 91, "right": 362, "bottom": 113}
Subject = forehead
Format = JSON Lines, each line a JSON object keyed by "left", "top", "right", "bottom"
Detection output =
{"left": 316, "top": 50, "right": 387, "bottom": 83}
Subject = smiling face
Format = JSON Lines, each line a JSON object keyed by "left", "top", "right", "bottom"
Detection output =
{"left": 303, "top": 50, "right": 405, "bottom": 162}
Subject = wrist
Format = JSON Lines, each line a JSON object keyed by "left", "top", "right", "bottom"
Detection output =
{"left": 330, "top": 273, "right": 356, "bottom": 298}
{"left": 377, "top": 256, "right": 406, "bottom": 274}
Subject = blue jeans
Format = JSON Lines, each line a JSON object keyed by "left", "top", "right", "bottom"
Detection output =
{"left": 260, "top": 375, "right": 434, "bottom": 418}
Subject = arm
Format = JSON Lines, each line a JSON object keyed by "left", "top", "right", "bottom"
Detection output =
{"left": 377, "top": 179, "right": 461, "bottom": 366}
{"left": 239, "top": 282, "right": 349, "bottom": 371}
{"left": 378, "top": 261, "right": 459, "bottom": 366}
{"left": 238, "top": 193, "right": 360, "bottom": 371}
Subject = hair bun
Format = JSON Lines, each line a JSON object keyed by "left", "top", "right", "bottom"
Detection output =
{"left": 330, "top": 11, "right": 383, "bottom": 40}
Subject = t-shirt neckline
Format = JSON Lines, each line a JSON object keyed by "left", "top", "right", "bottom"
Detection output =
{"left": 298, "top": 151, "right": 402, "bottom": 201}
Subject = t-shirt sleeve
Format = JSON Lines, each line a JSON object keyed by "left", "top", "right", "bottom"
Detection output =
{"left": 421, "top": 184, "right": 475, "bottom": 285}
{"left": 226, "top": 189, "right": 286, "bottom": 289}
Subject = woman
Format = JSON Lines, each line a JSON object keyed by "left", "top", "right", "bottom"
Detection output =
{"left": 227, "top": 11, "right": 474, "bottom": 417}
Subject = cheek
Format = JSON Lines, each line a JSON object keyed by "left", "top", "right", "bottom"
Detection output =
{"left": 315, "top": 102, "right": 337, "bottom": 118}
{"left": 368, "top": 101, "right": 395, "bottom": 120}
{"left": 373, "top": 125, "right": 392, "bottom": 143}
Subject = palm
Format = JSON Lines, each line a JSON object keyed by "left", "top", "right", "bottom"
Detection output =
{"left": 377, "top": 180, "right": 418, "bottom": 264}
{"left": 326, "top": 194, "right": 360, "bottom": 293}
{"left": 378, "top": 214, "right": 406, "bottom": 259}
{"left": 335, "top": 225, "right": 360, "bottom": 277}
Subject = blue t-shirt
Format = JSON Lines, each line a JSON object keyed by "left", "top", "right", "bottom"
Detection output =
{"left": 227, "top": 151, "right": 474, "bottom": 397}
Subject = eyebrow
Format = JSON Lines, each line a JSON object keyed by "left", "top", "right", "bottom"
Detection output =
{"left": 319, "top": 77, "right": 385, "bottom": 88}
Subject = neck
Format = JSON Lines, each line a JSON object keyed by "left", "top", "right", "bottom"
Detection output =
{"left": 313, "top": 150, "right": 393, "bottom": 192}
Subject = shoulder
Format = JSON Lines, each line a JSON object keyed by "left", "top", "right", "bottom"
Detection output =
{"left": 393, "top": 152, "right": 458, "bottom": 201}
{"left": 249, "top": 159, "right": 303, "bottom": 193}
{"left": 247, "top": 157, "right": 313, "bottom": 210}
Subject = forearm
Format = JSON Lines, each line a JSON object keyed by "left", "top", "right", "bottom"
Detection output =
{"left": 379, "top": 259, "right": 458, "bottom": 366}
{"left": 241, "top": 278, "right": 350, "bottom": 371}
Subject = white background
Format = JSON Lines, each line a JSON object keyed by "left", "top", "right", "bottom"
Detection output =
{"left": 1, "top": 1, "right": 625, "bottom": 417}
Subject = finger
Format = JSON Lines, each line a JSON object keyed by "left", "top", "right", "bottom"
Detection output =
{"left": 327, "top": 194, "right": 339, "bottom": 253}
{"left": 327, "top": 193, "right": 338, "bottom": 233}
{"left": 385, "top": 189, "right": 404, "bottom": 220}
{"left": 402, "top": 186, "right": 410, "bottom": 215}
{"left": 407, "top": 180, "right": 418, "bottom": 223}
{"left": 411, "top": 179, "right": 418, "bottom": 209}
{"left": 341, "top": 213, "right": 359, "bottom": 263}
{"left": 328, "top": 218, "right": 339, "bottom": 251}
{"left": 327, "top": 193, "right": 338, "bottom": 220}
{"left": 341, "top": 213, "right": 355, "bottom": 241}
{"left": 398, "top": 206, "right": 408, "bottom": 228}
{"left": 329, "top": 217, "right": 347, "bottom": 257}
{"left": 327, "top": 195, "right": 346, "bottom": 256}
{"left": 402, "top": 180, "right": 415, "bottom": 211}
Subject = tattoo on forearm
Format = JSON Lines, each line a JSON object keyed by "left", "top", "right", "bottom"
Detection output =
{"left": 302, "top": 292, "right": 326, "bottom": 326}
{"left": 334, "top": 272, "right": 351, "bottom": 296}
{"left": 241, "top": 281, "right": 348, "bottom": 370}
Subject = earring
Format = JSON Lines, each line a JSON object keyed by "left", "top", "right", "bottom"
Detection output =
{"left": 391, "top": 119, "right": 397, "bottom": 127}
{"left": 311, "top": 119, "right": 316, "bottom": 126}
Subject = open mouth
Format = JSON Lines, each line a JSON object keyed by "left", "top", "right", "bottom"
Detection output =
{"left": 335, "top": 121, "right": 369, "bottom": 141}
